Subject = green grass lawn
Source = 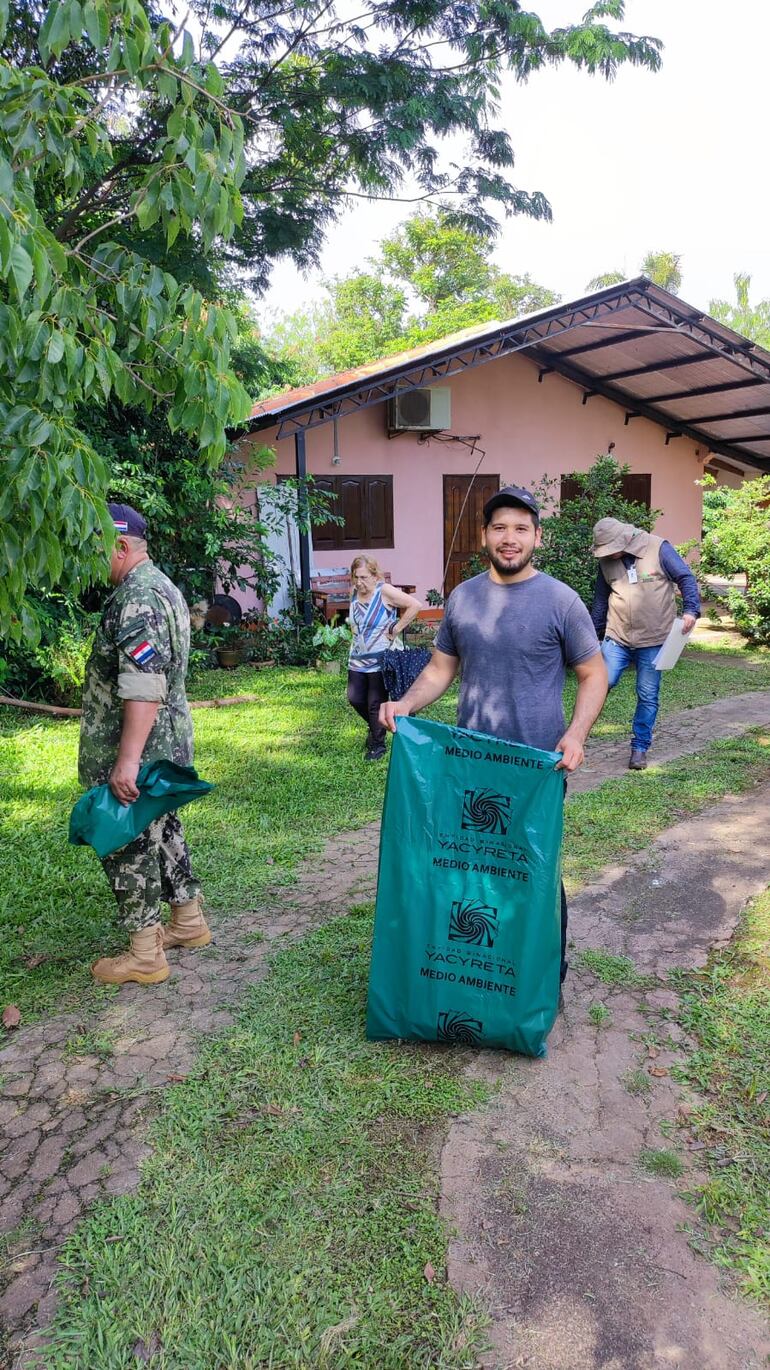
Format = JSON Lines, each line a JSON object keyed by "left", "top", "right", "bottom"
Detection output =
{"left": 37, "top": 733, "right": 770, "bottom": 1360}
{"left": 190, "top": 643, "right": 770, "bottom": 743}
{"left": 3, "top": 661, "right": 769, "bottom": 1357}
{"left": 2, "top": 653, "right": 770, "bottom": 1019}
{"left": 46, "top": 908, "right": 490, "bottom": 1369}
{"left": 673, "top": 887, "right": 770, "bottom": 1307}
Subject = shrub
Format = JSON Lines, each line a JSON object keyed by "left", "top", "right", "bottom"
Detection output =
{"left": 700, "top": 474, "right": 770, "bottom": 644}
{"left": 530, "top": 455, "right": 660, "bottom": 606}
{"left": 266, "top": 611, "right": 317, "bottom": 666}
{"left": 312, "top": 621, "right": 352, "bottom": 662}
{"left": 0, "top": 594, "right": 99, "bottom": 706}
{"left": 460, "top": 551, "right": 489, "bottom": 581}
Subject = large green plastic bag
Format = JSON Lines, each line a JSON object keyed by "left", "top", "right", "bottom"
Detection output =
{"left": 366, "top": 716, "right": 564, "bottom": 1057}
{"left": 69, "top": 760, "right": 213, "bottom": 859}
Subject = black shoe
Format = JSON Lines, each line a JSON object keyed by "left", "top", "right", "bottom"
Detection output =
{"left": 365, "top": 739, "right": 387, "bottom": 761}
{"left": 629, "top": 748, "right": 648, "bottom": 770}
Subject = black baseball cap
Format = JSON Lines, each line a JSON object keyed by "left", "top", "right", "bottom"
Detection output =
{"left": 483, "top": 485, "right": 540, "bottom": 525}
{"left": 108, "top": 502, "right": 147, "bottom": 538}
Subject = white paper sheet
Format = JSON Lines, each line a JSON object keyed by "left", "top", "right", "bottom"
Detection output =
{"left": 652, "top": 617, "right": 688, "bottom": 671}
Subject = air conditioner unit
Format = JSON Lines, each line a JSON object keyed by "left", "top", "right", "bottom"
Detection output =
{"left": 388, "top": 387, "right": 451, "bottom": 433}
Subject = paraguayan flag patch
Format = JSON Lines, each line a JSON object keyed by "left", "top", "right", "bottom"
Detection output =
{"left": 130, "top": 640, "right": 156, "bottom": 665}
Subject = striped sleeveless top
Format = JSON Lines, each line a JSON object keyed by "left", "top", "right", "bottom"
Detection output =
{"left": 348, "top": 583, "right": 398, "bottom": 674}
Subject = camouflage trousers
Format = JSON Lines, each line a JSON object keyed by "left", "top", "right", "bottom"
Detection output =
{"left": 100, "top": 811, "right": 200, "bottom": 932}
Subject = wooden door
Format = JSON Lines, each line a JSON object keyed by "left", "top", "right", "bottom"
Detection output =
{"left": 443, "top": 474, "right": 500, "bottom": 595}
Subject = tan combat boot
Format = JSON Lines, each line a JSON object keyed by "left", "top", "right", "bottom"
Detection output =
{"left": 91, "top": 925, "right": 170, "bottom": 985}
{"left": 162, "top": 896, "right": 212, "bottom": 950}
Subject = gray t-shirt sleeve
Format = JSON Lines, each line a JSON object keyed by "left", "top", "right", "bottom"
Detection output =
{"left": 563, "top": 596, "right": 602, "bottom": 666}
{"left": 435, "top": 599, "right": 459, "bottom": 656}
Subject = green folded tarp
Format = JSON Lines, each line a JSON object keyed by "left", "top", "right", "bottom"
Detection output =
{"left": 366, "top": 716, "right": 564, "bottom": 1057}
{"left": 69, "top": 759, "right": 214, "bottom": 859}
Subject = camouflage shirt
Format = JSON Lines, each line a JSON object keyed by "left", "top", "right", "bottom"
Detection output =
{"left": 79, "top": 560, "right": 194, "bottom": 787}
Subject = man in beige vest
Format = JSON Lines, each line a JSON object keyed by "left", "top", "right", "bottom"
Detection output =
{"left": 591, "top": 519, "right": 700, "bottom": 769}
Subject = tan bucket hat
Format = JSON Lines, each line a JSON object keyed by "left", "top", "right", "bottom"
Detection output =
{"left": 592, "top": 517, "right": 650, "bottom": 558}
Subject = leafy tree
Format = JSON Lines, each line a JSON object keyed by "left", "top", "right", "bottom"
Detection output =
{"left": 586, "top": 270, "right": 626, "bottom": 290}
{"left": 77, "top": 304, "right": 307, "bottom": 605}
{"left": 587, "top": 249, "right": 682, "bottom": 293}
{"left": 269, "top": 210, "right": 561, "bottom": 379}
{"left": 202, "top": 0, "right": 661, "bottom": 286}
{"left": 709, "top": 274, "right": 770, "bottom": 349}
{"left": 531, "top": 454, "right": 660, "bottom": 606}
{"left": 0, "top": 0, "right": 253, "bottom": 641}
{"left": 699, "top": 473, "right": 770, "bottom": 644}
{"left": 379, "top": 214, "right": 536, "bottom": 313}
{"left": 2, "top": 0, "right": 661, "bottom": 639}
{"left": 640, "top": 249, "right": 682, "bottom": 292}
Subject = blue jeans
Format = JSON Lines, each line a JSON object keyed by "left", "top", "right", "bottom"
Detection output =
{"left": 602, "top": 638, "right": 662, "bottom": 753}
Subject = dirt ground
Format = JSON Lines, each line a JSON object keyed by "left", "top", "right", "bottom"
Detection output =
{"left": 440, "top": 786, "right": 770, "bottom": 1370}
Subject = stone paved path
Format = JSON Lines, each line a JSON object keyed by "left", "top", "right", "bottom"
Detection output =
{"left": 1, "top": 689, "right": 769, "bottom": 1365}
{"left": 441, "top": 786, "right": 770, "bottom": 1369}
{"left": 0, "top": 824, "right": 379, "bottom": 1367}
{"left": 568, "top": 689, "right": 770, "bottom": 793}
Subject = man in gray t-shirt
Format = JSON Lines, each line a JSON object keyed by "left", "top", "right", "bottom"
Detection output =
{"left": 435, "top": 570, "right": 600, "bottom": 752}
{"left": 380, "top": 484, "right": 608, "bottom": 990}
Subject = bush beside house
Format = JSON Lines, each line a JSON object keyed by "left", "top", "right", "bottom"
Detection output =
{"left": 701, "top": 474, "right": 770, "bottom": 644}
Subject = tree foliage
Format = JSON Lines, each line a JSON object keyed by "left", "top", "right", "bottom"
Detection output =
{"left": 268, "top": 210, "right": 561, "bottom": 380}
{"left": 0, "top": 0, "right": 253, "bottom": 640}
{"left": 709, "top": 274, "right": 770, "bottom": 350}
{"left": 587, "top": 248, "right": 681, "bottom": 293}
{"left": 1, "top": 0, "right": 661, "bottom": 639}
{"left": 531, "top": 454, "right": 660, "bottom": 606}
{"left": 640, "top": 250, "right": 682, "bottom": 292}
{"left": 699, "top": 473, "right": 770, "bottom": 644}
{"left": 202, "top": 0, "right": 661, "bottom": 286}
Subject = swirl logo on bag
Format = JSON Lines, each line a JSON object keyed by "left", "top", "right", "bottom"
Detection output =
{"left": 437, "top": 1010, "right": 483, "bottom": 1046}
{"left": 448, "top": 898, "right": 498, "bottom": 947}
{"left": 461, "top": 788, "right": 511, "bottom": 836}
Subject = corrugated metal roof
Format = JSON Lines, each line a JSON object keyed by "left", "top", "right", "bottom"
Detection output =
{"left": 247, "top": 279, "right": 770, "bottom": 470}
{"left": 250, "top": 320, "right": 504, "bottom": 420}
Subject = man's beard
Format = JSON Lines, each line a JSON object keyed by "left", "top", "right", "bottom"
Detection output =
{"left": 487, "top": 546, "right": 535, "bottom": 578}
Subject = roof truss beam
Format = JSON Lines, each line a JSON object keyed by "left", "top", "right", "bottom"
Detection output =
{"left": 246, "top": 281, "right": 770, "bottom": 472}
{"left": 555, "top": 327, "right": 655, "bottom": 359}
{"left": 720, "top": 434, "right": 770, "bottom": 444}
{"left": 601, "top": 350, "right": 718, "bottom": 383}
{"left": 630, "top": 294, "right": 770, "bottom": 382}
{"left": 678, "top": 404, "right": 770, "bottom": 424}
{"left": 265, "top": 287, "right": 650, "bottom": 438}
{"left": 526, "top": 344, "right": 770, "bottom": 470}
{"left": 644, "top": 378, "right": 764, "bottom": 404}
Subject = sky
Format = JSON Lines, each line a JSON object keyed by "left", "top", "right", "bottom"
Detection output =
{"left": 261, "top": 0, "right": 770, "bottom": 324}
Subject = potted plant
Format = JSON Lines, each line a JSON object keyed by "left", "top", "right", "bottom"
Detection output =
{"left": 419, "top": 588, "right": 445, "bottom": 621}
{"left": 312, "top": 622, "right": 352, "bottom": 674}
{"left": 212, "top": 623, "right": 252, "bottom": 669}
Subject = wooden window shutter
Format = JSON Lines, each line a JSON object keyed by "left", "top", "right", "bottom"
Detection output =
{"left": 366, "top": 477, "right": 394, "bottom": 548}
{"left": 560, "top": 473, "right": 651, "bottom": 510}
{"left": 296, "top": 474, "right": 394, "bottom": 551}
{"left": 620, "top": 473, "right": 652, "bottom": 509}
{"left": 310, "top": 475, "right": 339, "bottom": 550}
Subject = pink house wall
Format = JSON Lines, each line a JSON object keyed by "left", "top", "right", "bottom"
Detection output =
{"left": 240, "top": 352, "right": 708, "bottom": 601}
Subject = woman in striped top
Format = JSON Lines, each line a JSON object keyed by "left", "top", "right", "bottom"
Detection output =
{"left": 347, "top": 556, "right": 422, "bottom": 760}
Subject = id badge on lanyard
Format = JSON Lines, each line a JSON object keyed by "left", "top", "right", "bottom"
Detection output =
{"left": 627, "top": 565, "right": 638, "bottom": 584}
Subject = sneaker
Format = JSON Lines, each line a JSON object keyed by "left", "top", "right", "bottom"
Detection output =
{"left": 629, "top": 748, "right": 648, "bottom": 770}
{"left": 365, "top": 739, "right": 387, "bottom": 761}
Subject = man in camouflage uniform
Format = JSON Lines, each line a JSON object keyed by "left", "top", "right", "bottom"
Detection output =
{"left": 79, "top": 502, "right": 211, "bottom": 985}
